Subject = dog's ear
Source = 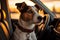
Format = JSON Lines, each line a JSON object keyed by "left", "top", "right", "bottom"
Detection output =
{"left": 15, "top": 2, "right": 28, "bottom": 14}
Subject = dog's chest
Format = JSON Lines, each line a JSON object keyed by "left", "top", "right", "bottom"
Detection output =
{"left": 13, "top": 27, "right": 32, "bottom": 40}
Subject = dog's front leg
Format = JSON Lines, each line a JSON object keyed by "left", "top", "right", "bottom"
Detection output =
{"left": 30, "top": 31, "right": 37, "bottom": 40}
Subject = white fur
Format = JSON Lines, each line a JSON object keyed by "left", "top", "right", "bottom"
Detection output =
{"left": 18, "top": 0, "right": 35, "bottom": 6}
{"left": 12, "top": 19, "right": 37, "bottom": 40}
{"left": 19, "top": 19, "right": 35, "bottom": 29}
{"left": 31, "top": 6, "right": 41, "bottom": 23}
{"left": 13, "top": 27, "right": 37, "bottom": 40}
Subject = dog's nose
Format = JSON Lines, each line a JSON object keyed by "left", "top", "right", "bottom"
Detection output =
{"left": 37, "top": 16, "right": 42, "bottom": 21}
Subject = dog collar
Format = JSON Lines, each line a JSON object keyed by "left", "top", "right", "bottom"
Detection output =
{"left": 14, "top": 23, "right": 34, "bottom": 33}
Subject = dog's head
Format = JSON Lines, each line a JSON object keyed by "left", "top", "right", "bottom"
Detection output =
{"left": 15, "top": 2, "right": 42, "bottom": 24}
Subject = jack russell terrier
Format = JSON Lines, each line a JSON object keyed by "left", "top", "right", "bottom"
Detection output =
{"left": 10, "top": 2, "right": 42, "bottom": 40}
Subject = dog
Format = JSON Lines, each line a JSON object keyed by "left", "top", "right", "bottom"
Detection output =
{"left": 10, "top": 2, "right": 42, "bottom": 40}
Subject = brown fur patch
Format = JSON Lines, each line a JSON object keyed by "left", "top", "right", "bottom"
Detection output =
{"left": 21, "top": 12, "right": 34, "bottom": 21}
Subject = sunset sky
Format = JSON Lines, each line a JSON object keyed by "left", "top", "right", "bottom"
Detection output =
{"left": 40, "top": 0, "right": 60, "bottom": 2}
{"left": 8, "top": 0, "right": 60, "bottom": 12}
